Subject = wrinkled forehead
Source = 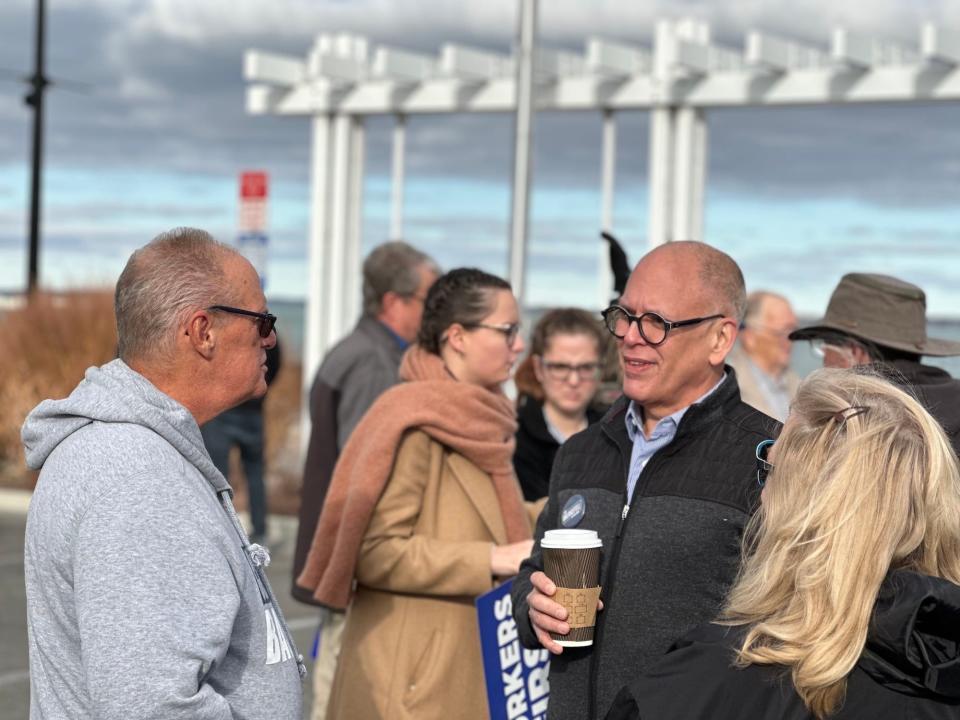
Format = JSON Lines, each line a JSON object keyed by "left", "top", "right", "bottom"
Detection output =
{"left": 223, "top": 254, "right": 267, "bottom": 309}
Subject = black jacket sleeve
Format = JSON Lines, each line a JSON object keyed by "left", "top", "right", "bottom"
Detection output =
{"left": 512, "top": 443, "right": 569, "bottom": 648}
{"left": 602, "top": 624, "right": 809, "bottom": 720}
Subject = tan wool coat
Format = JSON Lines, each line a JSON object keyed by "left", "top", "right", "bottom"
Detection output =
{"left": 325, "top": 429, "right": 541, "bottom": 720}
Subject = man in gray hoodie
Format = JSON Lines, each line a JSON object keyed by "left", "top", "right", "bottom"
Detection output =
{"left": 21, "top": 227, "right": 305, "bottom": 719}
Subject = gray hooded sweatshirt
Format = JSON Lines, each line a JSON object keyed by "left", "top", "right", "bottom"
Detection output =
{"left": 22, "top": 359, "right": 304, "bottom": 720}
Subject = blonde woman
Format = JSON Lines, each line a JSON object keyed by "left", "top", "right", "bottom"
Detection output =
{"left": 606, "top": 368, "right": 960, "bottom": 720}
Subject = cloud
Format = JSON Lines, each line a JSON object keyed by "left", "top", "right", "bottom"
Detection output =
{"left": 1, "top": 0, "right": 959, "bottom": 305}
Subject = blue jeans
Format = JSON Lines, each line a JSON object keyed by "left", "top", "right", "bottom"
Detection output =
{"left": 201, "top": 406, "right": 268, "bottom": 538}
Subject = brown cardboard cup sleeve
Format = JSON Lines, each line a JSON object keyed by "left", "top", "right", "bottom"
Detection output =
{"left": 554, "top": 586, "right": 602, "bottom": 629}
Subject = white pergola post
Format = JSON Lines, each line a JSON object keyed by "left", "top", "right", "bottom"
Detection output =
{"left": 648, "top": 20, "right": 676, "bottom": 247}
{"left": 647, "top": 106, "right": 674, "bottom": 247}
{"left": 671, "top": 106, "right": 707, "bottom": 241}
{"left": 345, "top": 116, "right": 366, "bottom": 326}
{"left": 689, "top": 108, "right": 707, "bottom": 242}
{"left": 390, "top": 114, "right": 406, "bottom": 240}
{"left": 303, "top": 113, "right": 334, "bottom": 406}
{"left": 508, "top": 0, "right": 537, "bottom": 307}
{"left": 325, "top": 113, "right": 353, "bottom": 349}
{"left": 598, "top": 109, "right": 617, "bottom": 306}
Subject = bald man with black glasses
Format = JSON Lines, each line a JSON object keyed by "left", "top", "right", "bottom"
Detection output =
{"left": 511, "top": 241, "right": 781, "bottom": 720}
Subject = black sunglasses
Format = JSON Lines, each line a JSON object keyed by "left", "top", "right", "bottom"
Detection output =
{"left": 601, "top": 305, "right": 724, "bottom": 346}
{"left": 756, "top": 439, "right": 775, "bottom": 487}
{"left": 207, "top": 305, "right": 277, "bottom": 338}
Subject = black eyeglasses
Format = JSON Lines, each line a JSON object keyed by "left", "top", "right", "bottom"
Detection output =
{"left": 601, "top": 305, "right": 725, "bottom": 346}
{"left": 463, "top": 322, "right": 521, "bottom": 345}
{"left": 207, "top": 305, "right": 277, "bottom": 338}
{"left": 541, "top": 361, "right": 602, "bottom": 382}
{"left": 756, "top": 439, "right": 775, "bottom": 487}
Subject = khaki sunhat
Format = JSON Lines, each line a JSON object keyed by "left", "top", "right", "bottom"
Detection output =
{"left": 788, "top": 273, "right": 960, "bottom": 357}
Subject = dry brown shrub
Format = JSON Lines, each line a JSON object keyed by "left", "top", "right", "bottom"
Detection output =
{"left": 0, "top": 291, "right": 118, "bottom": 488}
{"left": 0, "top": 291, "right": 305, "bottom": 515}
{"left": 262, "top": 360, "right": 303, "bottom": 515}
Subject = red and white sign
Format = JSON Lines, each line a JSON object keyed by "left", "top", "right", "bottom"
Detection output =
{"left": 238, "top": 171, "right": 269, "bottom": 288}
{"left": 240, "top": 171, "right": 268, "bottom": 200}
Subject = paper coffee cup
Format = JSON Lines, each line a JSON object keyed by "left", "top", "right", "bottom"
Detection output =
{"left": 541, "top": 529, "right": 602, "bottom": 647}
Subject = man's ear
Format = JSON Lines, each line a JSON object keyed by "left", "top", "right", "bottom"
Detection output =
{"left": 709, "top": 318, "right": 738, "bottom": 366}
{"left": 185, "top": 310, "right": 217, "bottom": 359}
{"left": 380, "top": 291, "right": 402, "bottom": 317}
{"left": 851, "top": 343, "right": 873, "bottom": 366}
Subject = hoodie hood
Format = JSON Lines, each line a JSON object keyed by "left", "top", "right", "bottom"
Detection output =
{"left": 860, "top": 570, "right": 960, "bottom": 699}
{"left": 21, "top": 359, "right": 228, "bottom": 495}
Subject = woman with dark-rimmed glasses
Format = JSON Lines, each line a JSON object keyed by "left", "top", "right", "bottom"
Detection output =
{"left": 606, "top": 367, "right": 960, "bottom": 719}
{"left": 513, "top": 308, "right": 614, "bottom": 501}
{"left": 296, "top": 268, "right": 540, "bottom": 720}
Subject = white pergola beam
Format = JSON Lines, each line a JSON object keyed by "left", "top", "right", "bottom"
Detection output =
{"left": 244, "top": 50, "right": 305, "bottom": 85}
{"left": 746, "top": 32, "right": 792, "bottom": 72}
{"left": 440, "top": 44, "right": 511, "bottom": 79}
{"left": 922, "top": 24, "right": 960, "bottom": 65}
{"left": 372, "top": 47, "right": 437, "bottom": 82}
{"left": 671, "top": 38, "right": 711, "bottom": 75}
{"left": 308, "top": 53, "right": 367, "bottom": 83}
{"left": 587, "top": 38, "right": 651, "bottom": 75}
{"left": 250, "top": 61, "right": 960, "bottom": 115}
{"left": 832, "top": 29, "right": 873, "bottom": 69}
{"left": 534, "top": 48, "right": 586, "bottom": 79}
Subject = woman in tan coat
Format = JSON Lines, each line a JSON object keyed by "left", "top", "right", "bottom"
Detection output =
{"left": 297, "top": 268, "right": 538, "bottom": 720}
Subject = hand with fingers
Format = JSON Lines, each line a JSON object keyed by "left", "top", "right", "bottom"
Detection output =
{"left": 527, "top": 571, "right": 603, "bottom": 654}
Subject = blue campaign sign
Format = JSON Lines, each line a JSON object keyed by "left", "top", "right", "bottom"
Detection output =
{"left": 476, "top": 581, "right": 551, "bottom": 720}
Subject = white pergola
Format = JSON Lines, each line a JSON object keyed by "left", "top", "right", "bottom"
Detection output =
{"left": 244, "top": 18, "right": 960, "bottom": 402}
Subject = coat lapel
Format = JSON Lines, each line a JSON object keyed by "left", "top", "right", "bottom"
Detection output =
{"left": 446, "top": 454, "right": 508, "bottom": 545}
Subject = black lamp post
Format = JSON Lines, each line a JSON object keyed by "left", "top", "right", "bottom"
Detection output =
{"left": 24, "top": 0, "right": 47, "bottom": 295}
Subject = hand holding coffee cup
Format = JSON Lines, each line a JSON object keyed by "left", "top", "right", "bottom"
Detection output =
{"left": 528, "top": 529, "right": 603, "bottom": 651}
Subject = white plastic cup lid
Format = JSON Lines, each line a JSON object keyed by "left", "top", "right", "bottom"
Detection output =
{"left": 541, "top": 528, "right": 602, "bottom": 549}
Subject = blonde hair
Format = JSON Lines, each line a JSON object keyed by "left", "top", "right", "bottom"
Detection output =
{"left": 721, "top": 368, "right": 960, "bottom": 718}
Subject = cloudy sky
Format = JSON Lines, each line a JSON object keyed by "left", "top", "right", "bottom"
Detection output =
{"left": 1, "top": 0, "right": 959, "bottom": 316}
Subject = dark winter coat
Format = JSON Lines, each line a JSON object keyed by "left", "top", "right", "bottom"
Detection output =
{"left": 511, "top": 369, "right": 781, "bottom": 720}
{"left": 886, "top": 359, "right": 960, "bottom": 458}
{"left": 605, "top": 570, "right": 960, "bottom": 720}
{"left": 513, "top": 396, "right": 605, "bottom": 501}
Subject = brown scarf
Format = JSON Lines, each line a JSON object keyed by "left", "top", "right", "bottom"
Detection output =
{"left": 296, "top": 345, "right": 530, "bottom": 609}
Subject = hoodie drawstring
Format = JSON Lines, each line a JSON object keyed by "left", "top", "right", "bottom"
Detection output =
{"left": 218, "top": 490, "right": 307, "bottom": 679}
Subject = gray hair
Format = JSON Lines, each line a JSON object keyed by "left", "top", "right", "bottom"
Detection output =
{"left": 362, "top": 241, "right": 438, "bottom": 316}
{"left": 115, "top": 227, "right": 241, "bottom": 362}
{"left": 743, "top": 291, "right": 789, "bottom": 327}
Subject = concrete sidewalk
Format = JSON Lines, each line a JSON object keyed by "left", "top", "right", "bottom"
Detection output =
{"left": 0, "top": 491, "right": 321, "bottom": 719}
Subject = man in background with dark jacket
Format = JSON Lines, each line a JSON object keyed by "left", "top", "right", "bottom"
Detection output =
{"left": 512, "top": 241, "right": 779, "bottom": 720}
{"left": 292, "top": 240, "right": 438, "bottom": 720}
{"left": 201, "top": 338, "right": 281, "bottom": 545}
{"left": 789, "top": 272, "right": 960, "bottom": 457}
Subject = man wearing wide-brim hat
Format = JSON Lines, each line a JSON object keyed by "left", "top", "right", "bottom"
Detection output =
{"left": 790, "top": 272, "right": 960, "bottom": 456}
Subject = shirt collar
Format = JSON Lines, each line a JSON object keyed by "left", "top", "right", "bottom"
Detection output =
{"left": 625, "top": 372, "right": 727, "bottom": 442}
{"left": 379, "top": 321, "right": 410, "bottom": 351}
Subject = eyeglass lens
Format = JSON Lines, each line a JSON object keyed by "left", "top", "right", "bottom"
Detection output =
{"left": 543, "top": 362, "right": 601, "bottom": 381}
{"left": 604, "top": 307, "right": 669, "bottom": 344}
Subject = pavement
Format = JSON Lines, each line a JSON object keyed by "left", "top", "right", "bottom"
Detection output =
{"left": 0, "top": 489, "right": 322, "bottom": 719}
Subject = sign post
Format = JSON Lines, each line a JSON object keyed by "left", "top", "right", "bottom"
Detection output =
{"left": 239, "top": 170, "right": 269, "bottom": 289}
